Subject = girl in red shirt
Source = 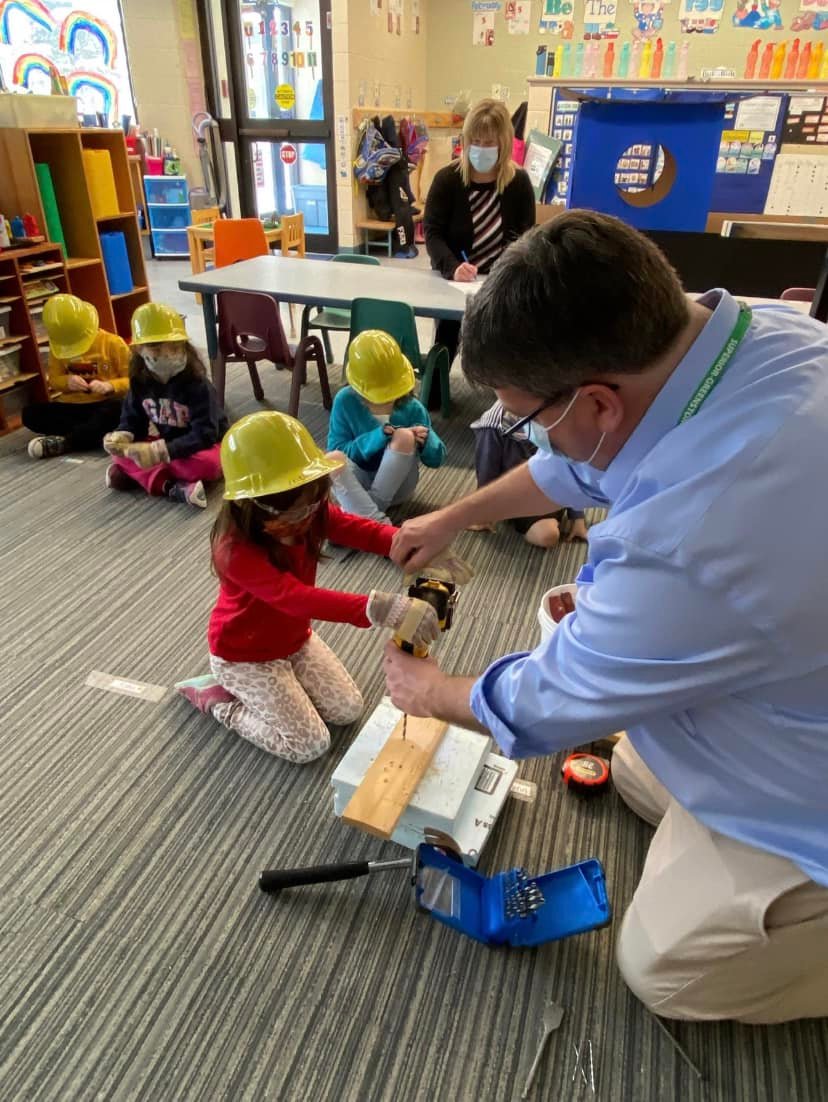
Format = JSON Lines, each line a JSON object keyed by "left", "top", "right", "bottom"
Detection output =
{"left": 176, "top": 411, "right": 440, "bottom": 764}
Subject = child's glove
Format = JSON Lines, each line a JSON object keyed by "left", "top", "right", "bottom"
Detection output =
{"left": 366, "top": 590, "right": 440, "bottom": 649}
{"left": 123, "top": 439, "right": 170, "bottom": 469}
{"left": 102, "top": 430, "right": 134, "bottom": 456}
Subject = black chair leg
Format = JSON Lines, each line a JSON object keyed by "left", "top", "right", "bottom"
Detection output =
{"left": 213, "top": 351, "right": 227, "bottom": 406}
{"left": 288, "top": 351, "right": 304, "bottom": 417}
{"left": 321, "top": 329, "right": 334, "bottom": 364}
{"left": 245, "top": 357, "right": 265, "bottom": 401}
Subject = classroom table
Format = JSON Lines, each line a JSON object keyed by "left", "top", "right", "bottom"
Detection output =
{"left": 178, "top": 255, "right": 469, "bottom": 362}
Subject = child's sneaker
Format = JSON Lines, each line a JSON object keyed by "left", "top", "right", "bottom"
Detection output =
{"left": 175, "top": 674, "right": 235, "bottom": 713}
{"left": 167, "top": 479, "right": 207, "bottom": 509}
{"left": 28, "top": 435, "right": 66, "bottom": 459}
{"left": 105, "top": 463, "right": 136, "bottom": 492}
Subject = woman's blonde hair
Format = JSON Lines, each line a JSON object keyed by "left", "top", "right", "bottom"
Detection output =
{"left": 458, "top": 98, "right": 516, "bottom": 194}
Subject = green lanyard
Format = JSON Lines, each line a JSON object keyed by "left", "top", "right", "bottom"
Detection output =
{"left": 677, "top": 304, "right": 752, "bottom": 425}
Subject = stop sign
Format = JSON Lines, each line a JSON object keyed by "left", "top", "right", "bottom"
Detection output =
{"left": 280, "top": 144, "right": 298, "bottom": 165}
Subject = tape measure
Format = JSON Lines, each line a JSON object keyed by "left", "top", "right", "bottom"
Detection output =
{"left": 561, "top": 753, "right": 610, "bottom": 795}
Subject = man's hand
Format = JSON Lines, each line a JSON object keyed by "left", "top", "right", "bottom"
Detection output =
{"left": 88, "top": 379, "right": 114, "bottom": 396}
{"left": 66, "top": 374, "right": 89, "bottom": 393}
{"left": 412, "top": 425, "right": 429, "bottom": 446}
{"left": 383, "top": 642, "right": 443, "bottom": 717}
{"left": 390, "top": 509, "right": 460, "bottom": 571}
{"left": 453, "top": 262, "right": 478, "bottom": 283}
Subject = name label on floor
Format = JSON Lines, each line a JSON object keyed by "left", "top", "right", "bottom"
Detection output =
{"left": 85, "top": 670, "right": 167, "bottom": 703}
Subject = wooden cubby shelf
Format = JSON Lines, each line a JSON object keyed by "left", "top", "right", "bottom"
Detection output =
{"left": 0, "top": 126, "right": 150, "bottom": 344}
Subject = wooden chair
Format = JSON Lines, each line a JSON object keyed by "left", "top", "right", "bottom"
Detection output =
{"left": 188, "top": 207, "right": 222, "bottom": 301}
{"left": 279, "top": 212, "right": 306, "bottom": 338}
{"left": 215, "top": 289, "right": 331, "bottom": 417}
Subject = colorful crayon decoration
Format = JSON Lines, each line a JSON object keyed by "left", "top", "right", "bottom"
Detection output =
{"left": 553, "top": 42, "right": 565, "bottom": 77}
{"left": 770, "top": 41, "right": 786, "bottom": 80}
{"left": 784, "top": 39, "right": 800, "bottom": 80}
{"left": 758, "top": 41, "right": 774, "bottom": 79}
{"left": 821, "top": 46, "right": 828, "bottom": 79}
{"left": 797, "top": 42, "right": 811, "bottom": 79}
{"left": 639, "top": 39, "right": 653, "bottom": 78}
{"left": 809, "top": 42, "right": 824, "bottom": 79}
{"left": 603, "top": 41, "right": 615, "bottom": 78}
{"left": 561, "top": 43, "right": 573, "bottom": 77}
{"left": 574, "top": 41, "right": 585, "bottom": 77}
{"left": 677, "top": 40, "right": 690, "bottom": 80}
{"left": 663, "top": 41, "right": 676, "bottom": 78}
{"left": 630, "top": 39, "right": 643, "bottom": 77}
{"left": 618, "top": 41, "right": 631, "bottom": 78}
{"left": 651, "top": 38, "right": 664, "bottom": 80}
{"left": 744, "top": 39, "right": 760, "bottom": 79}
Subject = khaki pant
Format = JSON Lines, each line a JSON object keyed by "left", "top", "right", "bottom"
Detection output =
{"left": 612, "top": 736, "right": 828, "bottom": 1023}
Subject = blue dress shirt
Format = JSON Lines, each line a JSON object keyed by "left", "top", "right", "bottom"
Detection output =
{"left": 471, "top": 290, "right": 828, "bottom": 887}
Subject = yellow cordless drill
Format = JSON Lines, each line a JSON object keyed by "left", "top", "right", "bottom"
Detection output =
{"left": 393, "top": 575, "right": 459, "bottom": 738}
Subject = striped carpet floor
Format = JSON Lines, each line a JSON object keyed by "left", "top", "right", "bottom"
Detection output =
{"left": 0, "top": 363, "right": 825, "bottom": 1102}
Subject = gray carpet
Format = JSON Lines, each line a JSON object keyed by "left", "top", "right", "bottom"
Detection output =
{"left": 1, "top": 349, "right": 825, "bottom": 1102}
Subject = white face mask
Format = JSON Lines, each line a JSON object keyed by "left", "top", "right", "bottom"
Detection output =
{"left": 141, "top": 346, "right": 187, "bottom": 384}
{"left": 468, "top": 144, "right": 499, "bottom": 173}
{"left": 528, "top": 390, "right": 606, "bottom": 466}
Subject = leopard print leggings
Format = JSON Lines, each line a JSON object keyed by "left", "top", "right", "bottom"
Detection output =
{"left": 209, "top": 633, "right": 364, "bottom": 764}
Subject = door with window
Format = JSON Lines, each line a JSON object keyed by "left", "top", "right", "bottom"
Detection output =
{"left": 201, "top": 1, "right": 337, "bottom": 253}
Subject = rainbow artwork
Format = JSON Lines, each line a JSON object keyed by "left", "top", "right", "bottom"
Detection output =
{"left": 59, "top": 11, "right": 117, "bottom": 67}
{"left": 0, "top": 0, "right": 55, "bottom": 44}
{"left": 68, "top": 70, "right": 118, "bottom": 117}
{"left": 11, "top": 50, "right": 59, "bottom": 89}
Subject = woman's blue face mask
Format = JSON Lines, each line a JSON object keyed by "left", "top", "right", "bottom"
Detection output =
{"left": 468, "top": 144, "right": 499, "bottom": 173}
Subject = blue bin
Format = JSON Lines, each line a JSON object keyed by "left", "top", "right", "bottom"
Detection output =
{"left": 100, "top": 231, "right": 133, "bottom": 294}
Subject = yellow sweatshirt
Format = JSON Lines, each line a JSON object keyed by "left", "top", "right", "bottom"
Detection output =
{"left": 49, "top": 329, "right": 131, "bottom": 404}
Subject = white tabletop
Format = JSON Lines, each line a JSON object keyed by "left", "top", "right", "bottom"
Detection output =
{"left": 178, "top": 255, "right": 468, "bottom": 321}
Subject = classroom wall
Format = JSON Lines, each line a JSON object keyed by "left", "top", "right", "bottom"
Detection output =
{"left": 121, "top": 0, "right": 206, "bottom": 187}
{"left": 334, "top": 0, "right": 429, "bottom": 247}
{"left": 425, "top": 1, "right": 827, "bottom": 113}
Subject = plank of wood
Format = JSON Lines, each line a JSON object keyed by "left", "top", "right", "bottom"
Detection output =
{"left": 341, "top": 716, "right": 448, "bottom": 840}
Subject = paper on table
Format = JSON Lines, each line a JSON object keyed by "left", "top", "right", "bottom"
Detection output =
{"left": 450, "top": 281, "right": 483, "bottom": 296}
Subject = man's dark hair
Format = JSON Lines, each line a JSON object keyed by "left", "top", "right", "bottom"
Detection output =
{"left": 461, "top": 210, "right": 691, "bottom": 399}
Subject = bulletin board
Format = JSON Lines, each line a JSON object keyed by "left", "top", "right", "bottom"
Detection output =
{"left": 783, "top": 95, "right": 828, "bottom": 146}
{"left": 710, "top": 94, "right": 786, "bottom": 214}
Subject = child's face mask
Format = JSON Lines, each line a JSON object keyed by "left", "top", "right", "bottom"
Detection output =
{"left": 141, "top": 346, "right": 187, "bottom": 384}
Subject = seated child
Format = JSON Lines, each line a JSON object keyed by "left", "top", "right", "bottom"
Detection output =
{"left": 102, "top": 302, "right": 227, "bottom": 509}
{"left": 23, "top": 294, "right": 129, "bottom": 459}
{"left": 326, "top": 330, "right": 446, "bottom": 523}
{"left": 471, "top": 400, "right": 588, "bottom": 547}
{"left": 176, "top": 411, "right": 442, "bottom": 764}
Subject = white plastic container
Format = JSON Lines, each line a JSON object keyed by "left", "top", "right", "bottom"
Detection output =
{"left": 538, "top": 583, "right": 578, "bottom": 643}
{"left": 0, "top": 93, "right": 79, "bottom": 128}
{"left": 0, "top": 303, "right": 11, "bottom": 338}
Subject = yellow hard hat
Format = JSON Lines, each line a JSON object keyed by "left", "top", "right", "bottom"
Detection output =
{"left": 222, "top": 411, "right": 344, "bottom": 501}
{"left": 346, "top": 330, "right": 416, "bottom": 404}
{"left": 131, "top": 302, "right": 188, "bottom": 345}
{"left": 42, "top": 295, "right": 99, "bottom": 359}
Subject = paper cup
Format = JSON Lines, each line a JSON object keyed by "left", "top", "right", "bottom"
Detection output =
{"left": 538, "top": 583, "right": 578, "bottom": 643}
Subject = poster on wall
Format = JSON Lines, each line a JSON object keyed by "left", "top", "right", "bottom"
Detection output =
{"left": 473, "top": 11, "right": 497, "bottom": 44}
{"left": 790, "top": 0, "right": 828, "bottom": 29}
{"left": 679, "top": 0, "right": 725, "bottom": 33}
{"left": 539, "top": 0, "right": 576, "bottom": 35}
{"left": 583, "top": 0, "right": 620, "bottom": 37}
{"left": 0, "top": 0, "right": 134, "bottom": 121}
{"left": 412, "top": 0, "right": 421, "bottom": 33}
{"left": 732, "top": 0, "right": 783, "bottom": 29}
{"left": 507, "top": 1, "right": 533, "bottom": 31}
{"left": 631, "top": 0, "right": 671, "bottom": 37}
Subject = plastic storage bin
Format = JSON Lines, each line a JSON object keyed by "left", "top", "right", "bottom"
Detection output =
{"left": 144, "top": 176, "right": 190, "bottom": 258}
{"left": 0, "top": 304, "right": 11, "bottom": 339}
{"left": 0, "top": 344, "right": 22, "bottom": 381}
{"left": 100, "top": 231, "right": 134, "bottom": 294}
{"left": 151, "top": 229, "right": 189, "bottom": 257}
{"left": 144, "top": 176, "right": 189, "bottom": 205}
{"left": 147, "top": 205, "right": 191, "bottom": 230}
{"left": 28, "top": 304, "right": 47, "bottom": 342}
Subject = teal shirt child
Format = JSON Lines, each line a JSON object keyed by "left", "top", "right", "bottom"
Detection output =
{"left": 327, "top": 386, "right": 446, "bottom": 471}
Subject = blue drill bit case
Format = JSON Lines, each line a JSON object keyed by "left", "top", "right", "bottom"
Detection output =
{"left": 415, "top": 845, "right": 611, "bottom": 947}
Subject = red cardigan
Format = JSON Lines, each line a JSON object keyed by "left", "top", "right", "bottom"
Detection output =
{"left": 208, "top": 505, "right": 396, "bottom": 663}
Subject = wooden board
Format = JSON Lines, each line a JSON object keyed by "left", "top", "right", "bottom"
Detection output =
{"left": 341, "top": 716, "right": 448, "bottom": 840}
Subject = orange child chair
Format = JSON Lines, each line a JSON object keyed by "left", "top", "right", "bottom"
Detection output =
{"left": 213, "top": 217, "right": 269, "bottom": 267}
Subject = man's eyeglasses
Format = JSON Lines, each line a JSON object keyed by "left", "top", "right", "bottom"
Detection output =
{"left": 500, "top": 384, "right": 620, "bottom": 438}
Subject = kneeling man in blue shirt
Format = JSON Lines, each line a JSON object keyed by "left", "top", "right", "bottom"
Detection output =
{"left": 385, "top": 210, "right": 828, "bottom": 1024}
